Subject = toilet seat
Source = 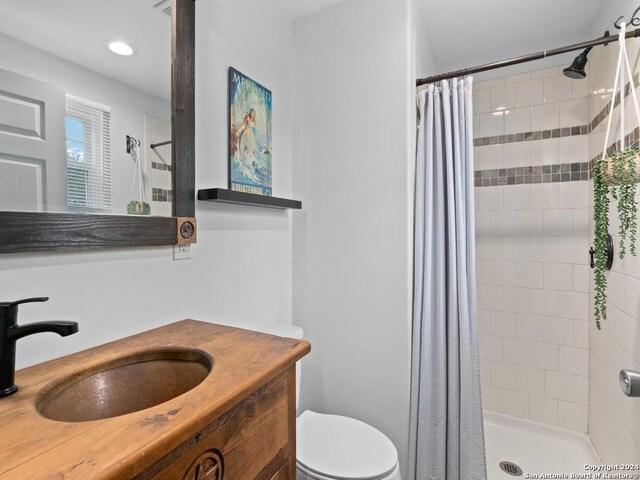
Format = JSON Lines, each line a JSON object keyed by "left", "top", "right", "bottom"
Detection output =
{"left": 296, "top": 411, "right": 398, "bottom": 480}
{"left": 297, "top": 461, "right": 400, "bottom": 480}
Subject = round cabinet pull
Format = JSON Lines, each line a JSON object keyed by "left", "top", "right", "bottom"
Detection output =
{"left": 182, "top": 449, "right": 224, "bottom": 480}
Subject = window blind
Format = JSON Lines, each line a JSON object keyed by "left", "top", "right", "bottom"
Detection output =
{"left": 65, "top": 96, "right": 111, "bottom": 212}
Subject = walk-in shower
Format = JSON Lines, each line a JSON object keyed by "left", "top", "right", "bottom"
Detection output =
{"left": 468, "top": 26, "right": 640, "bottom": 480}
{"left": 414, "top": 8, "right": 640, "bottom": 480}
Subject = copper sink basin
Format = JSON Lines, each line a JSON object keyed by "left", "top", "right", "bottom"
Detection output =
{"left": 37, "top": 349, "right": 212, "bottom": 422}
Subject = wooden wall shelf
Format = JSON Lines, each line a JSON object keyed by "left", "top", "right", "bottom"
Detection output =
{"left": 197, "top": 188, "right": 302, "bottom": 210}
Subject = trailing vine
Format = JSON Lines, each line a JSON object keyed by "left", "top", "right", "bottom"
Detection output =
{"left": 617, "top": 150, "right": 638, "bottom": 257}
{"left": 593, "top": 148, "right": 639, "bottom": 329}
{"left": 593, "top": 157, "right": 610, "bottom": 330}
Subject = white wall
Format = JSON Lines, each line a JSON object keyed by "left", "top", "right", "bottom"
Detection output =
{"left": 413, "top": 2, "right": 438, "bottom": 80}
{"left": 0, "top": 0, "right": 295, "bottom": 370}
{"left": 292, "top": 0, "right": 418, "bottom": 476}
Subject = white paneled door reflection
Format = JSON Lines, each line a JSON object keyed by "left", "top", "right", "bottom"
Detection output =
{"left": 0, "top": 68, "right": 66, "bottom": 212}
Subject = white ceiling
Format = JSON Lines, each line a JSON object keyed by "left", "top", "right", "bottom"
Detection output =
{"left": 273, "top": 0, "right": 346, "bottom": 19}
{"left": 0, "top": 0, "right": 171, "bottom": 100}
{"left": 274, "top": 0, "right": 611, "bottom": 74}
{"left": 416, "top": 0, "right": 608, "bottom": 73}
{"left": 0, "top": 0, "right": 614, "bottom": 98}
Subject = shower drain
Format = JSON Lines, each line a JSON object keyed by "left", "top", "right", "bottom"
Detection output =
{"left": 499, "top": 461, "right": 523, "bottom": 476}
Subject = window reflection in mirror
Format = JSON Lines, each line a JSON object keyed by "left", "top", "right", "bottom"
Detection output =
{"left": 0, "top": 0, "right": 172, "bottom": 217}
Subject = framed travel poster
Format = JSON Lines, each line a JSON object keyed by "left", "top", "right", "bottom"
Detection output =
{"left": 228, "top": 67, "right": 272, "bottom": 196}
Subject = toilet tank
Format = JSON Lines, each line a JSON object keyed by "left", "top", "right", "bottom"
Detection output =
{"left": 259, "top": 324, "right": 303, "bottom": 408}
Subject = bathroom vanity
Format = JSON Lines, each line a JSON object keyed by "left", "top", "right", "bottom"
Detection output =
{"left": 0, "top": 320, "right": 310, "bottom": 479}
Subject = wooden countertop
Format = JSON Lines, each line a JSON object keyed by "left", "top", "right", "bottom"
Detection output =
{"left": 0, "top": 320, "right": 310, "bottom": 479}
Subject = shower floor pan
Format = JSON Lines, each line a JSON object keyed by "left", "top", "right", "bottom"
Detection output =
{"left": 484, "top": 411, "right": 600, "bottom": 479}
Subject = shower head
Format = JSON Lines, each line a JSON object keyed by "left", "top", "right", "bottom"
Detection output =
{"left": 563, "top": 47, "right": 593, "bottom": 80}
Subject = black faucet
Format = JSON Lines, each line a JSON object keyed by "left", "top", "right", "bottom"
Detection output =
{"left": 0, "top": 297, "right": 78, "bottom": 398}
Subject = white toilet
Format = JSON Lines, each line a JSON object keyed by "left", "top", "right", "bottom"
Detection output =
{"left": 261, "top": 324, "right": 401, "bottom": 480}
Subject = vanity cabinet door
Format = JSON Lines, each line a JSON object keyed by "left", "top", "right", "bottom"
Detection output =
{"left": 145, "top": 368, "right": 295, "bottom": 480}
{"left": 269, "top": 463, "right": 289, "bottom": 480}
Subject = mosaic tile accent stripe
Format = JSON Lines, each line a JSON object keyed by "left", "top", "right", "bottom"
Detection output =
{"left": 152, "top": 162, "right": 172, "bottom": 172}
{"left": 473, "top": 72, "right": 640, "bottom": 148}
{"left": 475, "top": 128, "right": 640, "bottom": 187}
{"left": 474, "top": 127, "right": 640, "bottom": 187}
{"left": 591, "top": 126, "right": 640, "bottom": 164}
{"left": 473, "top": 125, "right": 589, "bottom": 147}
{"left": 473, "top": 72, "right": 640, "bottom": 187}
{"left": 152, "top": 188, "right": 172, "bottom": 202}
{"left": 474, "top": 162, "right": 591, "bottom": 187}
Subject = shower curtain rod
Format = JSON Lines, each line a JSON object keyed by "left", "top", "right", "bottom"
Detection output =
{"left": 416, "top": 29, "right": 640, "bottom": 86}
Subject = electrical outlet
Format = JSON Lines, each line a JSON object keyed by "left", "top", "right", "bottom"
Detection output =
{"left": 173, "top": 244, "right": 191, "bottom": 261}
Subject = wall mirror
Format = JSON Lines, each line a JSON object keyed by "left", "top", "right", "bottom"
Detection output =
{"left": 0, "top": 0, "right": 195, "bottom": 253}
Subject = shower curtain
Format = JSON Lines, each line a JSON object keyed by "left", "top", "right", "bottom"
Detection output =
{"left": 408, "top": 77, "right": 487, "bottom": 480}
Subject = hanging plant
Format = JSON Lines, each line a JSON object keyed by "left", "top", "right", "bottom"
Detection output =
{"left": 127, "top": 200, "right": 151, "bottom": 215}
{"left": 591, "top": 23, "right": 640, "bottom": 329}
{"left": 593, "top": 148, "right": 639, "bottom": 329}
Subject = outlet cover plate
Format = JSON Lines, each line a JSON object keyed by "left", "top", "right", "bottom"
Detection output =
{"left": 173, "top": 244, "right": 191, "bottom": 261}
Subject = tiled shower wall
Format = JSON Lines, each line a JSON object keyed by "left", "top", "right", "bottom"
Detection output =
{"left": 475, "top": 67, "right": 592, "bottom": 432}
{"left": 586, "top": 40, "right": 640, "bottom": 462}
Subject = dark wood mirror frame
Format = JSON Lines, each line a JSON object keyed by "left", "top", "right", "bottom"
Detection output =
{"left": 0, "top": 0, "right": 195, "bottom": 254}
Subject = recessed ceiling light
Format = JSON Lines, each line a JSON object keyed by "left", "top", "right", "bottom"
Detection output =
{"left": 105, "top": 40, "right": 136, "bottom": 56}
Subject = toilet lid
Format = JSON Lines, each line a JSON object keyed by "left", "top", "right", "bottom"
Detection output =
{"left": 297, "top": 411, "right": 398, "bottom": 480}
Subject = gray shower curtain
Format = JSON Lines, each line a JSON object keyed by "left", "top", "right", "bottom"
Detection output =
{"left": 408, "top": 77, "right": 486, "bottom": 480}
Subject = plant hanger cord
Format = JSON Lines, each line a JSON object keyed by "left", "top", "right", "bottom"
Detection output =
{"left": 611, "top": 23, "right": 640, "bottom": 259}
{"left": 602, "top": 22, "right": 633, "bottom": 161}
